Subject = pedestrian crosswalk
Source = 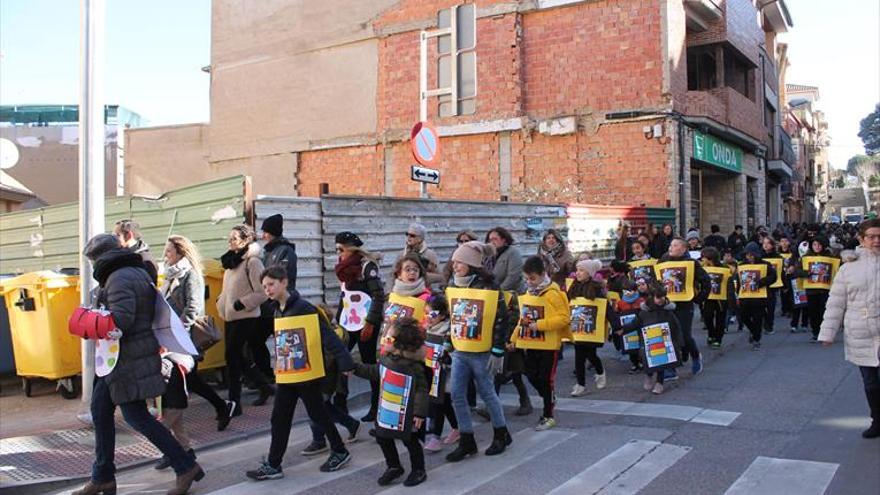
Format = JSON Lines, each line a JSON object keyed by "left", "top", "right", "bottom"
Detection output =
{"left": 724, "top": 456, "right": 839, "bottom": 495}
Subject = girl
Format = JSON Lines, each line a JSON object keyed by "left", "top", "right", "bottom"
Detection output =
{"left": 614, "top": 280, "right": 646, "bottom": 373}
{"left": 739, "top": 243, "right": 777, "bottom": 350}
{"left": 791, "top": 236, "right": 837, "bottom": 342}
{"left": 380, "top": 254, "right": 432, "bottom": 355}
{"left": 700, "top": 247, "right": 731, "bottom": 349}
{"left": 567, "top": 259, "right": 612, "bottom": 396}
{"left": 217, "top": 224, "right": 273, "bottom": 417}
{"left": 423, "top": 294, "right": 460, "bottom": 452}
{"left": 761, "top": 236, "right": 782, "bottom": 335}
{"left": 777, "top": 236, "right": 796, "bottom": 319}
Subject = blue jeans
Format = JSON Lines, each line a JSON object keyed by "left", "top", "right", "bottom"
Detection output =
{"left": 450, "top": 352, "right": 506, "bottom": 433}
{"left": 91, "top": 376, "right": 194, "bottom": 483}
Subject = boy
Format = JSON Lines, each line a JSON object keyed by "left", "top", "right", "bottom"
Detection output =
{"left": 739, "top": 243, "right": 777, "bottom": 350}
{"left": 245, "top": 266, "right": 354, "bottom": 481}
{"left": 509, "top": 256, "right": 571, "bottom": 430}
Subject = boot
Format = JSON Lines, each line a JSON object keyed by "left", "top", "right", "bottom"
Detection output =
{"left": 252, "top": 384, "right": 275, "bottom": 406}
{"left": 166, "top": 463, "right": 205, "bottom": 495}
{"left": 484, "top": 427, "right": 512, "bottom": 456}
{"left": 445, "top": 432, "right": 478, "bottom": 462}
{"left": 72, "top": 480, "right": 117, "bottom": 495}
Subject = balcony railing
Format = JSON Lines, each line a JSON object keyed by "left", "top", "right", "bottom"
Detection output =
{"left": 775, "top": 126, "right": 796, "bottom": 167}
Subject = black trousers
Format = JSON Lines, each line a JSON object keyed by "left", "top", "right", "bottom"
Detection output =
{"left": 376, "top": 435, "right": 424, "bottom": 471}
{"left": 523, "top": 349, "right": 558, "bottom": 419}
{"left": 186, "top": 361, "right": 226, "bottom": 413}
{"left": 859, "top": 366, "right": 880, "bottom": 424}
{"left": 248, "top": 317, "right": 275, "bottom": 379}
{"left": 268, "top": 383, "right": 346, "bottom": 468}
{"left": 673, "top": 304, "right": 700, "bottom": 362}
{"left": 703, "top": 300, "right": 728, "bottom": 344}
{"left": 336, "top": 328, "right": 380, "bottom": 414}
{"left": 741, "top": 301, "right": 766, "bottom": 343}
{"left": 807, "top": 292, "right": 829, "bottom": 338}
{"left": 780, "top": 284, "right": 793, "bottom": 315}
{"left": 494, "top": 372, "right": 529, "bottom": 405}
{"left": 429, "top": 393, "right": 458, "bottom": 436}
{"left": 574, "top": 343, "right": 604, "bottom": 386}
{"left": 764, "top": 289, "right": 778, "bottom": 331}
{"left": 225, "top": 318, "right": 270, "bottom": 405}
{"left": 790, "top": 306, "right": 809, "bottom": 328}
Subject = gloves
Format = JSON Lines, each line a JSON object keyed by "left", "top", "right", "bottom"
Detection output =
{"left": 487, "top": 351, "right": 504, "bottom": 376}
{"left": 233, "top": 300, "right": 245, "bottom": 311}
{"left": 360, "top": 322, "right": 375, "bottom": 343}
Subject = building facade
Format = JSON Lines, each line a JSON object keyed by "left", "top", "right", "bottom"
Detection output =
{"left": 126, "top": 0, "right": 794, "bottom": 235}
{"left": 783, "top": 84, "right": 830, "bottom": 223}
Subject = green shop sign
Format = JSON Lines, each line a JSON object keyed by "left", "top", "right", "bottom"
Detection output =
{"left": 693, "top": 131, "right": 743, "bottom": 173}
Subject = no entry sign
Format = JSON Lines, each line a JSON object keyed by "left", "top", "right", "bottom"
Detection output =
{"left": 410, "top": 121, "right": 441, "bottom": 167}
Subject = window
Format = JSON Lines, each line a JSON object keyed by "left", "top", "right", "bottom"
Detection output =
{"left": 437, "top": 4, "right": 476, "bottom": 117}
{"left": 687, "top": 46, "right": 717, "bottom": 91}
{"left": 724, "top": 50, "right": 753, "bottom": 99}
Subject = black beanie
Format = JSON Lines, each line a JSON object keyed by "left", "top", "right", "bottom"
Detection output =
{"left": 335, "top": 231, "right": 363, "bottom": 247}
{"left": 261, "top": 214, "right": 283, "bottom": 237}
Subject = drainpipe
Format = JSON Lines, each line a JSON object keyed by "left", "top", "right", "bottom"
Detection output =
{"left": 677, "top": 118, "right": 687, "bottom": 235}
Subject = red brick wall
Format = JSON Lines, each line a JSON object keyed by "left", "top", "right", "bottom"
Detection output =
{"left": 297, "top": 145, "right": 382, "bottom": 197}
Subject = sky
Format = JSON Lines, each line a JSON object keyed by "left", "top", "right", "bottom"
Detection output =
{"left": 0, "top": 0, "right": 877, "bottom": 170}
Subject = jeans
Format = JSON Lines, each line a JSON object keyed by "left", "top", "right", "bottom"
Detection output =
{"left": 859, "top": 366, "right": 880, "bottom": 423}
{"left": 226, "top": 318, "right": 271, "bottom": 405}
{"left": 451, "top": 352, "right": 506, "bottom": 434}
{"left": 91, "top": 376, "right": 194, "bottom": 483}
{"left": 523, "top": 349, "right": 558, "bottom": 419}
{"left": 268, "top": 383, "right": 346, "bottom": 468}
{"left": 806, "top": 292, "right": 829, "bottom": 338}
{"left": 764, "top": 289, "right": 778, "bottom": 331}
{"left": 673, "top": 303, "right": 700, "bottom": 362}
{"left": 574, "top": 343, "right": 604, "bottom": 386}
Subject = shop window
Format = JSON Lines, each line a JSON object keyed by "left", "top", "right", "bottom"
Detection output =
{"left": 687, "top": 46, "right": 717, "bottom": 91}
{"left": 437, "top": 4, "right": 476, "bottom": 117}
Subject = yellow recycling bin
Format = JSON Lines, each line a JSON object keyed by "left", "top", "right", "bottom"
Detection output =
{"left": 0, "top": 271, "right": 82, "bottom": 398}
{"left": 200, "top": 259, "right": 227, "bottom": 371}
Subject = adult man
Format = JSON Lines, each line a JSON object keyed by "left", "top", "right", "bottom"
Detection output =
{"left": 399, "top": 223, "right": 443, "bottom": 287}
{"left": 72, "top": 234, "right": 204, "bottom": 495}
{"left": 260, "top": 214, "right": 298, "bottom": 288}
{"left": 703, "top": 225, "right": 727, "bottom": 251}
{"left": 659, "top": 238, "right": 710, "bottom": 376}
{"left": 114, "top": 219, "right": 158, "bottom": 283}
{"left": 727, "top": 225, "right": 747, "bottom": 258}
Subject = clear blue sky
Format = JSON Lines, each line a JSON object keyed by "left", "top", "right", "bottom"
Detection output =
{"left": 0, "top": 0, "right": 877, "bottom": 169}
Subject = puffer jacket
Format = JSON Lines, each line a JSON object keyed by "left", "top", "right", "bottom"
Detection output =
{"left": 818, "top": 248, "right": 880, "bottom": 367}
{"left": 491, "top": 245, "right": 525, "bottom": 294}
{"left": 93, "top": 249, "right": 166, "bottom": 405}
{"left": 217, "top": 242, "right": 267, "bottom": 321}
{"left": 354, "top": 347, "right": 430, "bottom": 422}
{"left": 263, "top": 237, "right": 298, "bottom": 288}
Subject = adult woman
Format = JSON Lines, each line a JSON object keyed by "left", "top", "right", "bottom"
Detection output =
{"left": 651, "top": 224, "right": 674, "bottom": 259}
{"left": 819, "top": 219, "right": 880, "bottom": 439}
{"left": 614, "top": 222, "right": 632, "bottom": 261}
{"left": 333, "top": 231, "right": 385, "bottom": 421}
{"left": 217, "top": 225, "right": 274, "bottom": 417}
{"left": 486, "top": 227, "right": 525, "bottom": 294}
{"left": 163, "top": 236, "right": 235, "bottom": 433}
{"left": 538, "top": 229, "right": 574, "bottom": 288}
{"left": 443, "top": 230, "right": 479, "bottom": 285}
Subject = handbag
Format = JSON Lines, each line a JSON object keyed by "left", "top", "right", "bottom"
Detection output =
{"left": 190, "top": 315, "right": 222, "bottom": 352}
{"left": 68, "top": 306, "right": 117, "bottom": 340}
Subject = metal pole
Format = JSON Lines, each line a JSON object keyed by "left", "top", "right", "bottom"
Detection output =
{"left": 79, "top": 0, "right": 105, "bottom": 408}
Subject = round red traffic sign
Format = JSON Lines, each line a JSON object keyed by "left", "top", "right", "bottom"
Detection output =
{"left": 410, "top": 121, "right": 441, "bottom": 166}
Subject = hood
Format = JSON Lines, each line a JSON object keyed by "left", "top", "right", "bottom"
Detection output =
{"left": 244, "top": 242, "right": 263, "bottom": 259}
{"left": 93, "top": 248, "right": 146, "bottom": 286}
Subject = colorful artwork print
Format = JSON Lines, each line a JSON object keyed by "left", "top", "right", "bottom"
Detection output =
{"left": 791, "top": 279, "right": 807, "bottom": 306}
{"left": 378, "top": 366, "right": 413, "bottom": 436}
{"left": 641, "top": 322, "right": 678, "bottom": 370}
{"left": 519, "top": 305, "right": 546, "bottom": 341}
{"left": 661, "top": 268, "right": 686, "bottom": 294}
{"left": 629, "top": 259, "right": 657, "bottom": 283}
{"left": 424, "top": 342, "right": 444, "bottom": 399}
{"left": 654, "top": 262, "right": 695, "bottom": 302}
{"left": 571, "top": 305, "right": 598, "bottom": 335}
{"left": 623, "top": 331, "right": 641, "bottom": 351}
{"left": 738, "top": 264, "right": 767, "bottom": 299}
{"left": 275, "top": 328, "right": 311, "bottom": 373}
{"left": 801, "top": 256, "right": 839, "bottom": 290}
{"left": 95, "top": 338, "right": 120, "bottom": 377}
{"left": 451, "top": 299, "right": 485, "bottom": 341}
{"left": 339, "top": 285, "right": 372, "bottom": 332}
{"left": 808, "top": 261, "right": 832, "bottom": 284}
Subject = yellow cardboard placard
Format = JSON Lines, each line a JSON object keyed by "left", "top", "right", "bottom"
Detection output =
{"left": 766, "top": 258, "right": 784, "bottom": 289}
{"left": 514, "top": 293, "right": 558, "bottom": 350}
{"left": 274, "top": 314, "right": 325, "bottom": 384}
{"left": 607, "top": 291, "right": 621, "bottom": 303}
{"left": 738, "top": 264, "right": 768, "bottom": 299}
{"left": 629, "top": 258, "right": 657, "bottom": 281}
{"left": 569, "top": 297, "right": 608, "bottom": 344}
{"left": 704, "top": 266, "right": 731, "bottom": 301}
{"left": 446, "top": 287, "right": 499, "bottom": 353}
{"left": 801, "top": 256, "right": 840, "bottom": 290}
{"left": 654, "top": 261, "right": 695, "bottom": 302}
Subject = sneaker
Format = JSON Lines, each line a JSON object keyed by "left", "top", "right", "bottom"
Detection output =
{"left": 643, "top": 374, "right": 654, "bottom": 390}
{"left": 765, "top": 328, "right": 776, "bottom": 335}
{"left": 594, "top": 372, "right": 607, "bottom": 389}
{"left": 691, "top": 357, "right": 703, "bottom": 376}
{"left": 377, "top": 466, "right": 405, "bottom": 486}
{"left": 300, "top": 441, "right": 329, "bottom": 456}
{"left": 320, "top": 450, "right": 351, "bottom": 472}
{"left": 862, "top": 422, "right": 880, "bottom": 439}
{"left": 154, "top": 455, "right": 171, "bottom": 470}
{"left": 535, "top": 417, "right": 557, "bottom": 431}
{"left": 810, "top": 336, "right": 819, "bottom": 343}
{"left": 790, "top": 326, "right": 798, "bottom": 333}
{"left": 710, "top": 341, "right": 722, "bottom": 350}
{"left": 346, "top": 422, "right": 360, "bottom": 443}
{"left": 252, "top": 385, "right": 275, "bottom": 406}
{"left": 246, "top": 461, "right": 283, "bottom": 481}
{"left": 652, "top": 382, "right": 664, "bottom": 395}
{"left": 664, "top": 369, "right": 679, "bottom": 381}
{"left": 442, "top": 429, "right": 460, "bottom": 445}
{"left": 424, "top": 435, "right": 444, "bottom": 453}
{"left": 570, "top": 384, "right": 587, "bottom": 397}
{"left": 217, "top": 400, "right": 237, "bottom": 432}
{"left": 360, "top": 411, "right": 376, "bottom": 422}
{"left": 404, "top": 469, "right": 427, "bottom": 487}
{"left": 752, "top": 342, "right": 761, "bottom": 351}
{"left": 628, "top": 364, "right": 642, "bottom": 374}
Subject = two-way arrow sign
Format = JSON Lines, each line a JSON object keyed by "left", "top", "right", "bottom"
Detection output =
{"left": 411, "top": 165, "right": 441, "bottom": 185}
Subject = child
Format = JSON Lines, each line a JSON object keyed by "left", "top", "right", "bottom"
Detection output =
{"left": 380, "top": 253, "right": 432, "bottom": 356}
{"left": 509, "top": 256, "right": 571, "bottom": 430}
{"left": 567, "top": 259, "right": 613, "bottom": 396}
{"left": 700, "top": 247, "right": 730, "bottom": 349}
{"left": 353, "top": 317, "right": 429, "bottom": 487}
{"left": 791, "top": 236, "right": 838, "bottom": 342}
{"left": 739, "top": 243, "right": 777, "bottom": 350}
{"left": 423, "top": 294, "right": 460, "bottom": 452}
{"left": 620, "top": 282, "right": 684, "bottom": 395}
{"left": 246, "top": 266, "right": 354, "bottom": 481}
{"left": 155, "top": 350, "right": 196, "bottom": 470}
{"left": 723, "top": 252, "right": 744, "bottom": 332}
{"left": 614, "top": 280, "right": 646, "bottom": 373}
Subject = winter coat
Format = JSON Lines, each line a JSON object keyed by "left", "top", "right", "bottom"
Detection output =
{"left": 162, "top": 263, "right": 204, "bottom": 330}
{"left": 651, "top": 234, "right": 672, "bottom": 259}
{"left": 818, "top": 248, "right": 880, "bottom": 367}
{"left": 354, "top": 348, "right": 430, "bottom": 421}
{"left": 448, "top": 274, "right": 510, "bottom": 354}
{"left": 93, "top": 249, "right": 166, "bottom": 405}
{"left": 622, "top": 301, "right": 684, "bottom": 370}
{"left": 727, "top": 233, "right": 747, "bottom": 257}
{"left": 263, "top": 237, "right": 298, "bottom": 288}
{"left": 510, "top": 282, "right": 571, "bottom": 349}
{"left": 335, "top": 257, "right": 386, "bottom": 329}
{"left": 217, "top": 243, "right": 267, "bottom": 321}
{"left": 704, "top": 234, "right": 727, "bottom": 252}
{"left": 130, "top": 239, "right": 159, "bottom": 284}
{"left": 491, "top": 245, "right": 525, "bottom": 294}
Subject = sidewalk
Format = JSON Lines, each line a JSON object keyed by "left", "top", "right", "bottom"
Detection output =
{"left": 0, "top": 378, "right": 370, "bottom": 493}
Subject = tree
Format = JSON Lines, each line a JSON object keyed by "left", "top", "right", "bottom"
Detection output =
{"left": 858, "top": 103, "right": 880, "bottom": 155}
{"left": 847, "top": 154, "right": 880, "bottom": 186}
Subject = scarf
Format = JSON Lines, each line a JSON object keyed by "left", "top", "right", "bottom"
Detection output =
{"left": 220, "top": 248, "right": 247, "bottom": 270}
{"left": 540, "top": 244, "right": 563, "bottom": 274}
{"left": 164, "top": 257, "right": 192, "bottom": 281}
{"left": 335, "top": 253, "right": 364, "bottom": 286}
{"left": 527, "top": 274, "right": 552, "bottom": 296}
{"left": 93, "top": 249, "right": 146, "bottom": 287}
{"left": 453, "top": 274, "right": 476, "bottom": 288}
{"left": 392, "top": 278, "right": 427, "bottom": 297}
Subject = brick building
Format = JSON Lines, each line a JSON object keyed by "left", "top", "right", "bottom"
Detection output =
{"left": 126, "top": 0, "right": 794, "bottom": 235}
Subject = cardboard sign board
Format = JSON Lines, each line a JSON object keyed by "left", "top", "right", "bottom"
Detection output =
{"left": 802, "top": 256, "right": 840, "bottom": 290}
{"left": 446, "top": 287, "right": 499, "bottom": 353}
{"left": 654, "top": 261, "right": 695, "bottom": 302}
{"left": 738, "top": 264, "right": 768, "bottom": 299}
{"left": 569, "top": 297, "right": 608, "bottom": 344}
{"left": 705, "top": 266, "right": 731, "bottom": 301}
{"left": 274, "top": 314, "right": 325, "bottom": 384}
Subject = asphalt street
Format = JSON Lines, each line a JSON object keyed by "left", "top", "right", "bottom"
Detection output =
{"left": 51, "top": 315, "right": 880, "bottom": 495}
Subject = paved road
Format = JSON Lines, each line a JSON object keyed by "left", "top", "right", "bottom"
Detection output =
{"left": 52, "top": 316, "right": 880, "bottom": 495}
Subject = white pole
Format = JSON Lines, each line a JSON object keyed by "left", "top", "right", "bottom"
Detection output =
{"left": 78, "top": 0, "right": 105, "bottom": 408}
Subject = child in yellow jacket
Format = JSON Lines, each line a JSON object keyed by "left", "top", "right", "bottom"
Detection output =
{"left": 508, "top": 256, "right": 571, "bottom": 431}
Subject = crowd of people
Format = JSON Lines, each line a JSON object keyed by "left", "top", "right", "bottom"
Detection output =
{"left": 70, "top": 214, "right": 880, "bottom": 494}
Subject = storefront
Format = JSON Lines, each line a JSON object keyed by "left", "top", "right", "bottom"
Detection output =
{"left": 689, "top": 130, "right": 746, "bottom": 233}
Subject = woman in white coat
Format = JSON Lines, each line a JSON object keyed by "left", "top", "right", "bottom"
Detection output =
{"left": 818, "top": 218, "right": 880, "bottom": 439}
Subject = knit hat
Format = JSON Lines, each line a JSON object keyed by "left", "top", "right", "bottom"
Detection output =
{"left": 744, "top": 241, "right": 761, "bottom": 257}
{"left": 576, "top": 259, "right": 602, "bottom": 278}
{"left": 407, "top": 223, "right": 427, "bottom": 239}
{"left": 260, "top": 214, "right": 283, "bottom": 237}
{"left": 335, "top": 231, "right": 363, "bottom": 247}
{"left": 83, "top": 233, "right": 120, "bottom": 261}
{"left": 685, "top": 231, "right": 701, "bottom": 242}
{"left": 451, "top": 241, "right": 495, "bottom": 268}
